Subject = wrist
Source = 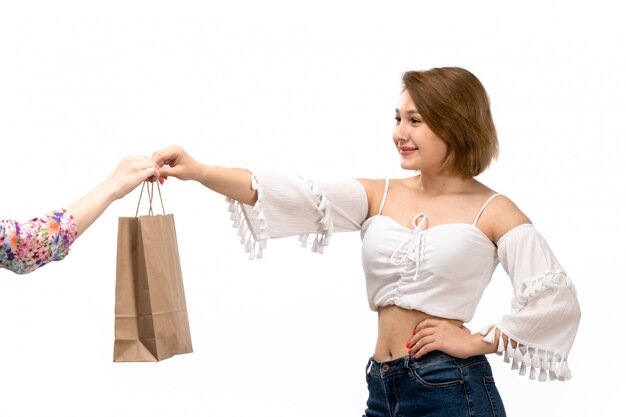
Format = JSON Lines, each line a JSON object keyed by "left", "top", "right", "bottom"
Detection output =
{"left": 470, "top": 332, "right": 497, "bottom": 356}
{"left": 98, "top": 178, "right": 123, "bottom": 203}
{"left": 197, "top": 163, "right": 215, "bottom": 184}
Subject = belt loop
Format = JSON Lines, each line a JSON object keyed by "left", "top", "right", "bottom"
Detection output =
{"left": 365, "top": 357, "right": 374, "bottom": 383}
{"left": 404, "top": 355, "right": 416, "bottom": 380}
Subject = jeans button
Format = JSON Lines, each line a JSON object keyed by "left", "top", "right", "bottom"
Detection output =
{"left": 382, "top": 364, "right": 390, "bottom": 373}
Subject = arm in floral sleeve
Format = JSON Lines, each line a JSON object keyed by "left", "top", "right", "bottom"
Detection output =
{"left": 1, "top": 154, "right": 161, "bottom": 275}
{"left": 0, "top": 209, "right": 78, "bottom": 275}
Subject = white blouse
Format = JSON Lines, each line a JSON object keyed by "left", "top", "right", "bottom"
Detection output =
{"left": 227, "top": 170, "right": 581, "bottom": 382}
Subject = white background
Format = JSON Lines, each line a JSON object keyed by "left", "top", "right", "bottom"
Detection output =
{"left": 0, "top": 1, "right": 623, "bottom": 416}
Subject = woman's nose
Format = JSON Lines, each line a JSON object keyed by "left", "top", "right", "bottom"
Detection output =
{"left": 393, "top": 122, "right": 408, "bottom": 142}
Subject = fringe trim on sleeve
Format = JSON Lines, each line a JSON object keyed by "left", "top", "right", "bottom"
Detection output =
{"left": 225, "top": 175, "right": 334, "bottom": 259}
{"left": 225, "top": 175, "right": 268, "bottom": 260}
{"left": 511, "top": 271, "right": 577, "bottom": 314}
{"left": 480, "top": 325, "right": 573, "bottom": 382}
{"left": 298, "top": 178, "right": 334, "bottom": 254}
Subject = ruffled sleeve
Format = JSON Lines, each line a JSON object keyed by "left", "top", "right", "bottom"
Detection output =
{"left": 481, "top": 224, "right": 581, "bottom": 381}
{"left": 226, "top": 170, "right": 369, "bottom": 259}
{"left": 1, "top": 209, "right": 78, "bottom": 275}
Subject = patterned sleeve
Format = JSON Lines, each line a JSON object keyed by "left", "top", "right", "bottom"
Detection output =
{"left": 226, "top": 170, "right": 369, "bottom": 259}
{"left": 0, "top": 209, "right": 78, "bottom": 275}
{"left": 481, "top": 224, "right": 581, "bottom": 381}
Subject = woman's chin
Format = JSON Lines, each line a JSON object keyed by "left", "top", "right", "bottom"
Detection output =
{"left": 399, "top": 161, "right": 419, "bottom": 171}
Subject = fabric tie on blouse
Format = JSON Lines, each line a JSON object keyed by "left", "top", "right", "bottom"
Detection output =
{"left": 389, "top": 213, "right": 427, "bottom": 280}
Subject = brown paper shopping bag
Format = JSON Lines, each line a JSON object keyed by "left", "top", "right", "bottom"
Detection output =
{"left": 113, "top": 182, "right": 193, "bottom": 362}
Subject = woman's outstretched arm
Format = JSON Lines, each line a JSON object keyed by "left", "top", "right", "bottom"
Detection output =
{"left": 67, "top": 155, "right": 160, "bottom": 237}
{"left": 151, "top": 144, "right": 369, "bottom": 259}
{"left": 151, "top": 144, "right": 257, "bottom": 205}
{"left": 1, "top": 155, "right": 159, "bottom": 274}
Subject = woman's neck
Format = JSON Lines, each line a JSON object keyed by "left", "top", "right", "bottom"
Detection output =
{"left": 414, "top": 171, "right": 475, "bottom": 196}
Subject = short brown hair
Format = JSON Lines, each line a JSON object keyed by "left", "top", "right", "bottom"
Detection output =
{"left": 402, "top": 67, "right": 498, "bottom": 177}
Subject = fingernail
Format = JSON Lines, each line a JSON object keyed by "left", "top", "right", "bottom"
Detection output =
{"left": 407, "top": 349, "right": 412, "bottom": 354}
{"left": 158, "top": 177, "right": 164, "bottom": 185}
{"left": 413, "top": 329, "right": 416, "bottom": 335}
{"left": 406, "top": 342, "right": 411, "bottom": 348}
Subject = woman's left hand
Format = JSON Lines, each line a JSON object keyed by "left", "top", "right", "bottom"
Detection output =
{"left": 407, "top": 319, "right": 482, "bottom": 360}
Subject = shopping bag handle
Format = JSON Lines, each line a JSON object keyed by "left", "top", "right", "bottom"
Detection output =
{"left": 134, "top": 181, "right": 166, "bottom": 217}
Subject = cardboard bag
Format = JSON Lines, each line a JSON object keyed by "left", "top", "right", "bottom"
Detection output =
{"left": 113, "top": 182, "right": 193, "bottom": 362}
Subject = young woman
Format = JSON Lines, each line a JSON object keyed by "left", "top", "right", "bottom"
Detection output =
{"left": 1, "top": 155, "right": 160, "bottom": 275}
{"left": 152, "top": 67, "right": 581, "bottom": 416}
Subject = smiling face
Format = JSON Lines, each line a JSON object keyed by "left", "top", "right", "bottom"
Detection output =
{"left": 393, "top": 90, "right": 449, "bottom": 173}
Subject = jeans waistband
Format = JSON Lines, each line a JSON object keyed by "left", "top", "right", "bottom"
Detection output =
{"left": 366, "top": 351, "right": 488, "bottom": 380}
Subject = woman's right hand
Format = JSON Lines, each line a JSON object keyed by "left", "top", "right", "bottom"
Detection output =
{"left": 151, "top": 144, "right": 257, "bottom": 205}
{"left": 151, "top": 144, "right": 202, "bottom": 181}
{"left": 106, "top": 155, "right": 160, "bottom": 200}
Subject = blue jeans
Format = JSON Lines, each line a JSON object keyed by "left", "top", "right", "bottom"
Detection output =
{"left": 363, "top": 352, "right": 507, "bottom": 417}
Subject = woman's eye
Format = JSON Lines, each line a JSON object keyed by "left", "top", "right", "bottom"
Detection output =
{"left": 394, "top": 116, "right": 401, "bottom": 123}
{"left": 411, "top": 118, "right": 421, "bottom": 124}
